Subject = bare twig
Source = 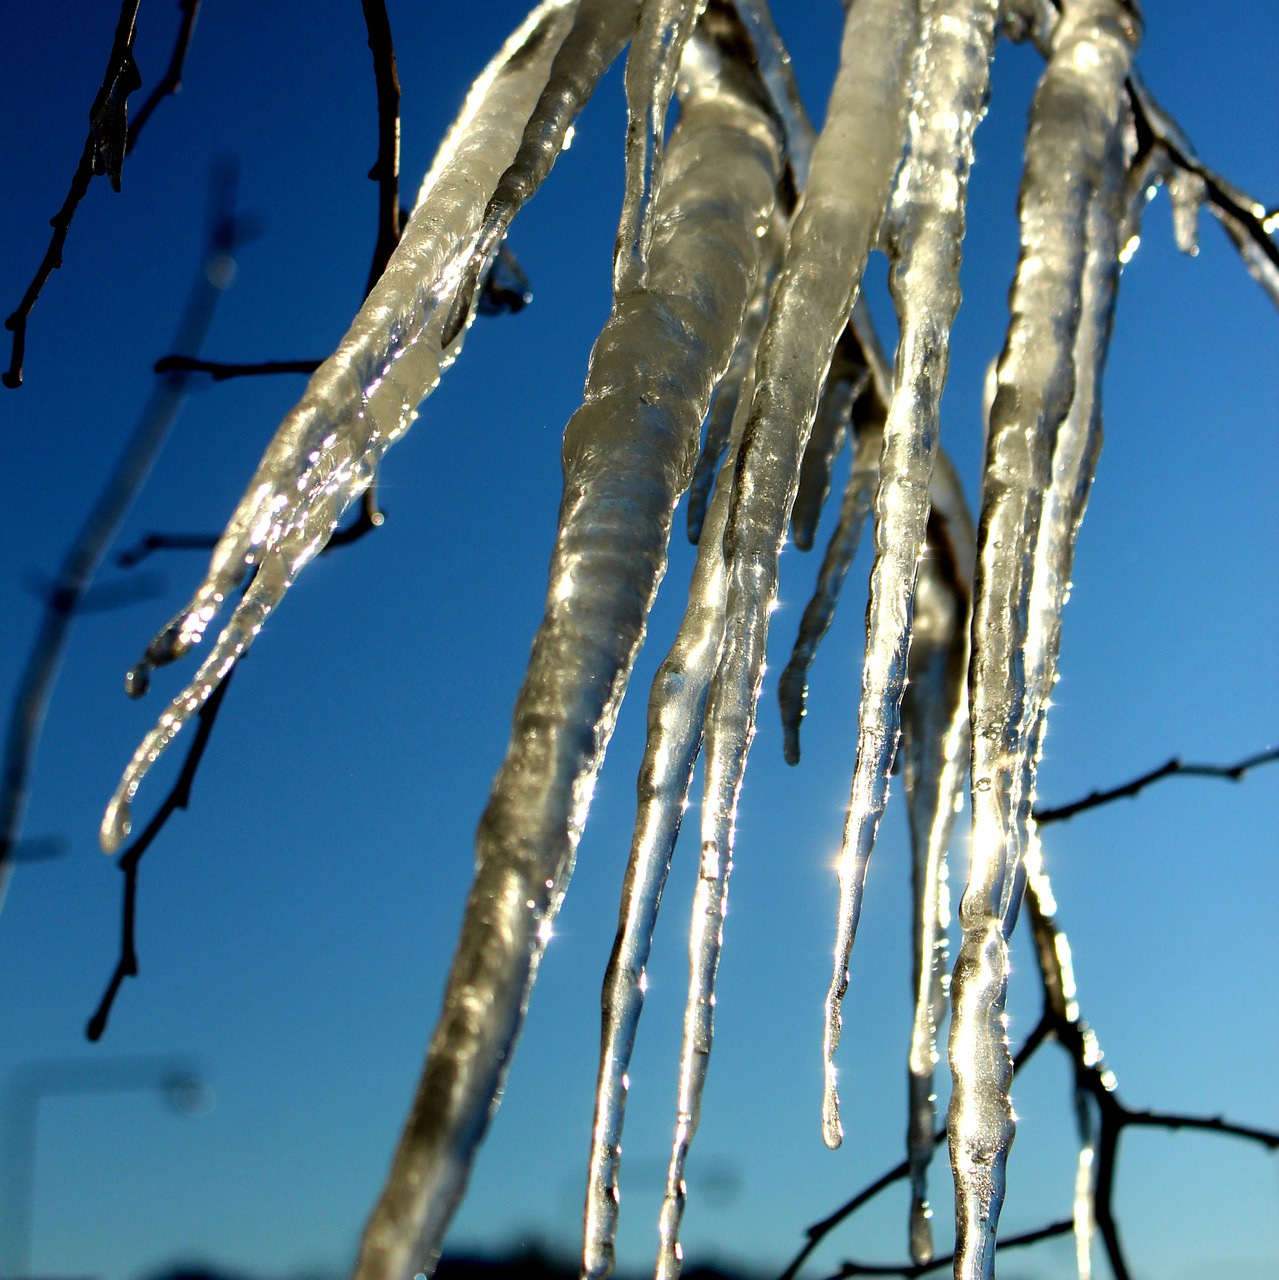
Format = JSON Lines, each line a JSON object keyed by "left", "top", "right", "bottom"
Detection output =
{"left": 4, "top": 0, "right": 145, "bottom": 388}
{"left": 359, "top": 0, "right": 402, "bottom": 295}
{"left": 87, "top": 672, "right": 234, "bottom": 1041}
{"left": 815, "top": 1219, "right": 1074, "bottom": 1280}
{"left": 0, "top": 164, "right": 247, "bottom": 915}
{"left": 152, "top": 354, "right": 324, "bottom": 380}
{"left": 126, "top": 0, "right": 203, "bottom": 150}
{"left": 1033, "top": 744, "right": 1279, "bottom": 825}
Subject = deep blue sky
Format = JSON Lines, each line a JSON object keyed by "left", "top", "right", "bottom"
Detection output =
{"left": 1, "top": 4, "right": 1276, "bottom": 1280}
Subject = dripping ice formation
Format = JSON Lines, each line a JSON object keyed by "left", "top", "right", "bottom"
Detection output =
{"left": 93, "top": 1, "right": 1279, "bottom": 1278}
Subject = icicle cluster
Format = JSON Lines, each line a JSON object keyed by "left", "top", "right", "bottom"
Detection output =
{"left": 100, "top": 1, "right": 1277, "bottom": 1278}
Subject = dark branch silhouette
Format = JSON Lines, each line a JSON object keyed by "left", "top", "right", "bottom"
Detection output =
{"left": 814, "top": 1219, "right": 1074, "bottom": 1279}
{"left": 87, "top": 673, "right": 234, "bottom": 1041}
{"left": 126, "top": 0, "right": 202, "bottom": 149}
{"left": 0, "top": 164, "right": 248, "bottom": 912}
{"left": 1033, "top": 744, "right": 1279, "bottom": 825}
{"left": 3, "top": 0, "right": 205, "bottom": 388}
{"left": 360, "top": 0, "right": 402, "bottom": 295}
{"left": 152, "top": 354, "right": 324, "bottom": 380}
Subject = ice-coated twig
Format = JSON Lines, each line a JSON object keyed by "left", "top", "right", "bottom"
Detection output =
{"left": 777, "top": 404, "right": 882, "bottom": 766}
{"left": 899, "top": 456, "right": 975, "bottom": 1265}
{"left": 353, "top": 15, "right": 784, "bottom": 1279}
{"left": 100, "top": 0, "right": 581, "bottom": 854}
{"left": 949, "top": 3, "right": 1137, "bottom": 1273}
{"left": 583, "top": 205, "right": 784, "bottom": 1280}
{"left": 655, "top": 2, "right": 921, "bottom": 1271}
{"left": 442, "top": 0, "right": 640, "bottom": 343}
{"left": 822, "top": 0, "right": 999, "bottom": 1153}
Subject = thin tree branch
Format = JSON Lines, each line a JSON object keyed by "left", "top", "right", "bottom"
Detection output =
{"left": 87, "top": 672, "right": 233, "bottom": 1041}
{"left": 359, "top": 0, "right": 402, "bottom": 295}
{"left": 126, "top": 0, "right": 203, "bottom": 150}
{"left": 1033, "top": 744, "right": 1279, "bottom": 825}
{"left": 815, "top": 1219, "right": 1073, "bottom": 1280}
{"left": 0, "top": 164, "right": 247, "bottom": 915}
{"left": 152, "top": 354, "right": 324, "bottom": 380}
{"left": 4, "top": 0, "right": 144, "bottom": 389}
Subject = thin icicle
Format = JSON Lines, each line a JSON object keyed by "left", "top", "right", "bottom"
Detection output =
{"left": 900, "top": 454, "right": 974, "bottom": 1266}
{"left": 100, "top": 0, "right": 581, "bottom": 852}
{"left": 582, "top": 206, "right": 785, "bottom": 1280}
{"left": 823, "top": 0, "right": 999, "bottom": 1151}
{"left": 791, "top": 330, "right": 870, "bottom": 553}
{"left": 777, "top": 407, "right": 882, "bottom": 766}
{"left": 444, "top": 0, "right": 641, "bottom": 341}
{"left": 352, "top": 22, "right": 784, "bottom": 1280}
{"left": 949, "top": 3, "right": 1137, "bottom": 1276}
{"left": 731, "top": 0, "right": 814, "bottom": 188}
{"left": 656, "top": 2, "right": 920, "bottom": 1270}
{"left": 687, "top": 259, "right": 774, "bottom": 544}
{"left": 615, "top": 0, "right": 705, "bottom": 292}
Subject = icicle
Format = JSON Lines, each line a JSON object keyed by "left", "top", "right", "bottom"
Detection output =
{"left": 615, "top": 0, "right": 704, "bottom": 292}
{"left": 687, "top": 259, "right": 773, "bottom": 544}
{"left": 822, "top": 0, "right": 999, "bottom": 1151}
{"left": 443, "top": 0, "right": 641, "bottom": 341}
{"left": 790, "top": 330, "right": 870, "bottom": 553}
{"left": 1167, "top": 168, "right": 1205, "bottom": 257}
{"left": 731, "top": 0, "right": 814, "bottom": 188}
{"left": 948, "top": 2, "right": 1137, "bottom": 1276}
{"left": 777, "top": 408, "right": 882, "bottom": 766}
{"left": 581, "top": 209, "right": 782, "bottom": 1280}
{"left": 655, "top": 3, "right": 921, "bottom": 1272}
{"left": 100, "top": 0, "right": 581, "bottom": 853}
{"left": 352, "top": 24, "right": 784, "bottom": 1280}
{"left": 900, "top": 454, "right": 974, "bottom": 1266}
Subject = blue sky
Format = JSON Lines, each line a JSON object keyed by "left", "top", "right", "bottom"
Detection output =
{"left": 1, "top": 3, "right": 1276, "bottom": 1280}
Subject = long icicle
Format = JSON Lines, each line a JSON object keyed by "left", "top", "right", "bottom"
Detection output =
{"left": 351, "top": 15, "right": 785, "bottom": 1279}
{"left": 656, "top": 1, "right": 921, "bottom": 1272}
{"left": 1017, "top": 87, "right": 1132, "bottom": 1280}
{"left": 948, "top": 3, "right": 1137, "bottom": 1276}
{"left": 822, "top": 0, "right": 999, "bottom": 1150}
{"left": 582, "top": 207, "right": 784, "bottom": 1280}
{"left": 100, "top": 0, "right": 582, "bottom": 852}
{"left": 899, "top": 454, "right": 974, "bottom": 1266}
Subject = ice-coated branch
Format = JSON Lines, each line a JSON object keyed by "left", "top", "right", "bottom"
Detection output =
{"left": 100, "top": 0, "right": 582, "bottom": 855}
{"left": 1034, "top": 744, "right": 1279, "bottom": 825}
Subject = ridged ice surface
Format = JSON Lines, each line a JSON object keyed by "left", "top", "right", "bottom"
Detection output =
{"left": 899, "top": 456, "right": 974, "bottom": 1265}
{"left": 822, "top": 0, "right": 998, "bottom": 1153}
{"left": 654, "top": 3, "right": 921, "bottom": 1272}
{"left": 949, "top": 2, "right": 1136, "bottom": 1276}
{"left": 581, "top": 211, "right": 783, "bottom": 1280}
{"left": 99, "top": 0, "right": 580, "bottom": 854}
{"left": 353, "top": 18, "right": 784, "bottom": 1280}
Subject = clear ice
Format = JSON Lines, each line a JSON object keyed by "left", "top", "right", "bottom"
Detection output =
{"left": 92, "top": 1, "right": 1277, "bottom": 1277}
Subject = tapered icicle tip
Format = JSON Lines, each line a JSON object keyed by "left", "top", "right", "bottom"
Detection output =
{"left": 101, "top": 793, "right": 132, "bottom": 855}
{"left": 821, "top": 1062, "right": 843, "bottom": 1149}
